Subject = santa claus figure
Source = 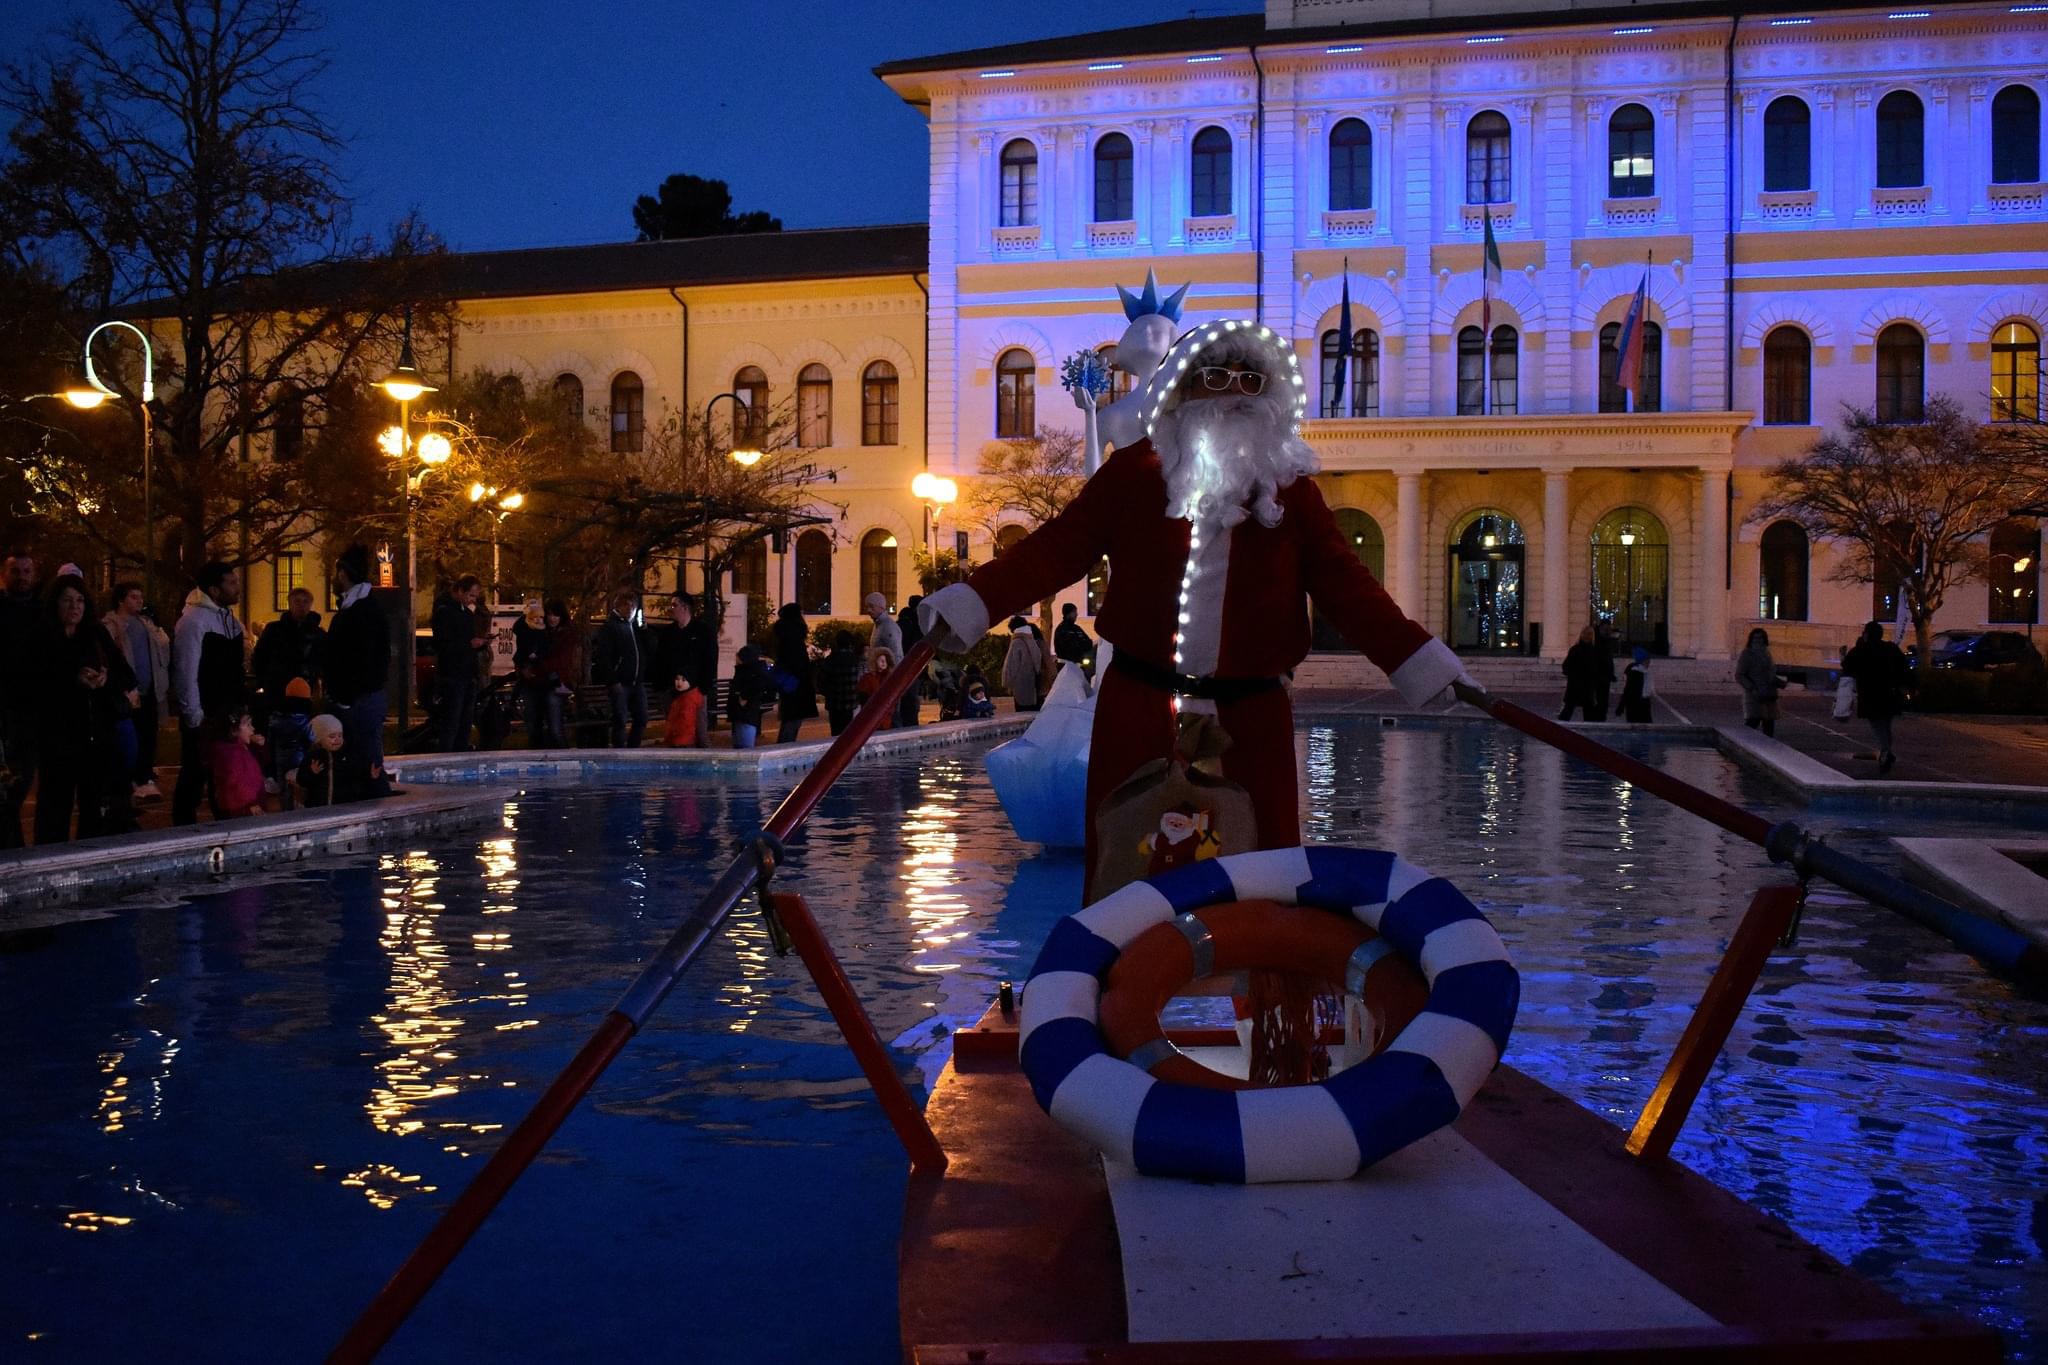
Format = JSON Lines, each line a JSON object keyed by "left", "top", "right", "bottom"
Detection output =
{"left": 920, "top": 318, "right": 1470, "bottom": 894}
{"left": 1142, "top": 804, "right": 1222, "bottom": 877}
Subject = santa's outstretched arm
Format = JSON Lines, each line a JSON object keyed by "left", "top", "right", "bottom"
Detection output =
{"left": 918, "top": 448, "right": 1131, "bottom": 653}
{"left": 1294, "top": 478, "right": 1472, "bottom": 707}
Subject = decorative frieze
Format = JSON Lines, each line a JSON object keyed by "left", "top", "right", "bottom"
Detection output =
{"left": 1088, "top": 220, "right": 1138, "bottom": 249}
{"left": 1184, "top": 215, "right": 1237, "bottom": 246}
{"left": 1757, "top": 189, "right": 1819, "bottom": 220}
{"left": 1323, "top": 209, "right": 1379, "bottom": 238}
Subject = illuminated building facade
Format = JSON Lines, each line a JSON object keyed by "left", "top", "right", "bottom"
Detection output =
{"left": 879, "top": 0, "right": 2048, "bottom": 665}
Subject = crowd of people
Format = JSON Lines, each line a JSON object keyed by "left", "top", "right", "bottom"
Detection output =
{"left": 0, "top": 545, "right": 401, "bottom": 848}
{"left": 0, "top": 540, "right": 1096, "bottom": 846}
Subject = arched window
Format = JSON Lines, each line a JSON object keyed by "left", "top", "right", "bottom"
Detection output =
{"left": 554, "top": 372, "right": 584, "bottom": 424}
{"left": 995, "top": 524, "right": 1028, "bottom": 558}
{"left": 610, "top": 371, "right": 644, "bottom": 453}
{"left": 1095, "top": 343, "right": 1134, "bottom": 401}
{"left": 1094, "top": 132, "right": 1134, "bottom": 222}
{"left": 862, "top": 360, "right": 899, "bottom": 445}
{"left": 1598, "top": 320, "right": 1662, "bottom": 413}
{"left": 1875, "top": 324, "right": 1924, "bottom": 424}
{"left": 858, "top": 528, "right": 898, "bottom": 610}
{"left": 794, "top": 530, "right": 832, "bottom": 615}
{"left": 1992, "top": 85, "right": 2041, "bottom": 185}
{"left": 1989, "top": 518, "right": 2041, "bottom": 625}
{"left": 1458, "top": 325, "right": 1517, "bottom": 415}
{"left": 1871, "top": 518, "right": 1913, "bottom": 621}
{"left": 796, "top": 363, "right": 831, "bottom": 448}
{"left": 1608, "top": 104, "right": 1655, "bottom": 198}
{"left": 734, "top": 366, "right": 768, "bottom": 446}
{"left": 1466, "top": 111, "right": 1511, "bottom": 205}
{"left": 1759, "top": 520, "right": 1809, "bottom": 621}
{"left": 1310, "top": 509, "right": 1386, "bottom": 649}
{"left": 1764, "top": 96, "right": 1811, "bottom": 192}
{"left": 1876, "top": 90, "right": 1924, "bottom": 189}
{"left": 1319, "top": 328, "right": 1379, "bottom": 417}
{"left": 995, "top": 348, "right": 1036, "bottom": 438}
{"left": 1191, "top": 125, "right": 1232, "bottom": 218}
{"left": 1000, "top": 138, "right": 1040, "bottom": 228}
{"left": 1993, "top": 322, "right": 2042, "bottom": 423}
{"left": 1763, "top": 327, "right": 1812, "bottom": 425}
{"left": 493, "top": 374, "right": 524, "bottom": 404}
{"left": 731, "top": 539, "right": 767, "bottom": 602}
{"left": 273, "top": 385, "right": 305, "bottom": 461}
{"left": 1329, "top": 118, "right": 1372, "bottom": 211}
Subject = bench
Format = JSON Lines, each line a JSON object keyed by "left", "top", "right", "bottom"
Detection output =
{"left": 566, "top": 683, "right": 668, "bottom": 746}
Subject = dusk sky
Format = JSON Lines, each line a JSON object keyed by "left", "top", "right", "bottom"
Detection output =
{"left": 1, "top": 1, "right": 1239, "bottom": 255}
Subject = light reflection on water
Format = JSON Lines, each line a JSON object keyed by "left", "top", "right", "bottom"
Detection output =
{"left": 0, "top": 720, "right": 2042, "bottom": 1361}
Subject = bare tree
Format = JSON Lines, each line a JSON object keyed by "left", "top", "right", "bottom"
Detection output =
{"left": 532, "top": 398, "right": 843, "bottom": 626}
{"left": 1751, "top": 396, "right": 2048, "bottom": 658}
{"left": 1, "top": 0, "right": 445, "bottom": 610}
{"left": 968, "top": 426, "right": 1088, "bottom": 668}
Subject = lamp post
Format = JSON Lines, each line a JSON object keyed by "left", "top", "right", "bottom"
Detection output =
{"left": 469, "top": 484, "right": 524, "bottom": 599}
{"left": 706, "top": 391, "right": 764, "bottom": 466}
{"left": 377, "top": 309, "right": 440, "bottom": 743}
{"left": 62, "top": 321, "right": 155, "bottom": 612}
{"left": 911, "top": 472, "right": 959, "bottom": 583}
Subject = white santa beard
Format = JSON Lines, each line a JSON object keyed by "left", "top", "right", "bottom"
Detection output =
{"left": 1153, "top": 389, "right": 1318, "bottom": 530}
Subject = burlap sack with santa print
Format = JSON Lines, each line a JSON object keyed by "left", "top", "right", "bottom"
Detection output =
{"left": 1090, "top": 714, "right": 1259, "bottom": 902}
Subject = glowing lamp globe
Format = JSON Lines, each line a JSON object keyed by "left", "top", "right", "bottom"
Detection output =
{"left": 63, "top": 386, "right": 110, "bottom": 410}
{"left": 377, "top": 426, "right": 408, "bottom": 458}
{"left": 416, "top": 432, "right": 452, "bottom": 466}
{"left": 499, "top": 492, "right": 525, "bottom": 511}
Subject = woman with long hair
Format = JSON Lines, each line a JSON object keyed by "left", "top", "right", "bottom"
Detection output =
{"left": 1736, "top": 627, "right": 1782, "bottom": 738}
{"left": 35, "top": 575, "right": 136, "bottom": 842}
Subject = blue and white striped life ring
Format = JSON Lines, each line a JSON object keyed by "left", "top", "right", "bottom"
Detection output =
{"left": 1018, "top": 846, "right": 1519, "bottom": 1183}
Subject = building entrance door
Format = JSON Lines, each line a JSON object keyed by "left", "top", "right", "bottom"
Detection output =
{"left": 1589, "top": 506, "right": 1670, "bottom": 654}
{"left": 1447, "top": 509, "right": 1525, "bottom": 654}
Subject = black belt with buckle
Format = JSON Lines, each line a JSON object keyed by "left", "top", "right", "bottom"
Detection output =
{"left": 1108, "top": 650, "right": 1283, "bottom": 703}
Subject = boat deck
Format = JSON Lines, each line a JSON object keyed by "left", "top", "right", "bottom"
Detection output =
{"left": 900, "top": 1005, "right": 1999, "bottom": 1364}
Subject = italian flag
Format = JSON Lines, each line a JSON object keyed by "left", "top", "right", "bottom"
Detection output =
{"left": 1615, "top": 268, "right": 1649, "bottom": 406}
{"left": 1481, "top": 214, "right": 1502, "bottom": 414}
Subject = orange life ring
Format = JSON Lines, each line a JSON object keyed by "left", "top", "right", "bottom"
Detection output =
{"left": 1098, "top": 899, "right": 1429, "bottom": 1091}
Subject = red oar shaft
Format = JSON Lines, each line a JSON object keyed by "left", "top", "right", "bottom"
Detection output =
{"left": 332, "top": 640, "right": 939, "bottom": 1363}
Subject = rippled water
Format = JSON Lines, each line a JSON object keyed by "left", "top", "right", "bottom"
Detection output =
{"left": 1, "top": 719, "right": 2043, "bottom": 1362}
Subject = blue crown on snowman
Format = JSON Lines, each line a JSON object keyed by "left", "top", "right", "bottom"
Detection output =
{"left": 1117, "top": 268, "right": 1190, "bottom": 323}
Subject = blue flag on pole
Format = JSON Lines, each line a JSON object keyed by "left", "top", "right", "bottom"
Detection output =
{"left": 1332, "top": 260, "right": 1353, "bottom": 414}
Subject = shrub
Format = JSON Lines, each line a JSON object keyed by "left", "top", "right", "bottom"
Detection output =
{"left": 809, "top": 617, "right": 874, "bottom": 653}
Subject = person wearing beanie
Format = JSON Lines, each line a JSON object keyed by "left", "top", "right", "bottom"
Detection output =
{"left": 268, "top": 675, "right": 315, "bottom": 804}
{"left": 864, "top": 591, "right": 903, "bottom": 663}
{"left": 297, "top": 712, "right": 356, "bottom": 807}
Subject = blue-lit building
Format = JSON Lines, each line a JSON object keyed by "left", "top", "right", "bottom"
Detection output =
{"left": 878, "top": 0, "right": 2048, "bottom": 669}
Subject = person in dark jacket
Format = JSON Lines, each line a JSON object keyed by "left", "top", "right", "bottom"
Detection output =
{"left": 591, "top": 590, "right": 648, "bottom": 747}
{"left": 325, "top": 544, "right": 392, "bottom": 790}
{"left": 0, "top": 551, "right": 43, "bottom": 847}
{"left": 298, "top": 712, "right": 364, "bottom": 807}
{"left": 1591, "top": 620, "right": 1618, "bottom": 721}
{"left": 1843, "top": 619, "right": 1911, "bottom": 774}
{"left": 895, "top": 595, "right": 925, "bottom": 729}
{"left": 170, "top": 561, "right": 247, "bottom": 825}
{"left": 1559, "top": 625, "right": 1608, "bottom": 722}
{"left": 250, "top": 586, "right": 324, "bottom": 710}
{"left": 35, "top": 575, "right": 136, "bottom": 842}
{"left": 821, "top": 629, "right": 863, "bottom": 736}
{"left": 657, "top": 595, "right": 715, "bottom": 745}
{"left": 727, "top": 645, "right": 772, "bottom": 749}
{"left": 771, "top": 603, "right": 817, "bottom": 743}
{"left": 430, "top": 575, "right": 487, "bottom": 752}
{"left": 1054, "top": 602, "right": 1093, "bottom": 667}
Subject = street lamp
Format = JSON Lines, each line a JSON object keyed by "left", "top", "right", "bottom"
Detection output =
{"left": 469, "top": 483, "right": 524, "bottom": 598}
{"left": 64, "top": 321, "right": 156, "bottom": 612}
{"left": 911, "top": 471, "right": 959, "bottom": 578}
{"left": 376, "top": 307, "right": 443, "bottom": 745}
{"left": 705, "top": 391, "right": 764, "bottom": 465}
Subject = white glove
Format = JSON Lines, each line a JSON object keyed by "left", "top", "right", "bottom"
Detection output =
{"left": 1434, "top": 669, "right": 1482, "bottom": 709}
{"left": 917, "top": 582, "right": 990, "bottom": 654}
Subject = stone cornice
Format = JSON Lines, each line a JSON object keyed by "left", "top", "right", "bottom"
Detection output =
{"left": 1308, "top": 411, "right": 1751, "bottom": 472}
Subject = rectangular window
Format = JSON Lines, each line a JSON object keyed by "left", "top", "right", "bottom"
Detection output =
{"left": 273, "top": 552, "right": 303, "bottom": 613}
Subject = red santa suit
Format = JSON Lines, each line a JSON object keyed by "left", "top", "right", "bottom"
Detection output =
{"left": 924, "top": 435, "right": 1463, "bottom": 887}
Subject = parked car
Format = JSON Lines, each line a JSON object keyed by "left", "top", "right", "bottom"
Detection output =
{"left": 1943, "top": 630, "right": 2042, "bottom": 671}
